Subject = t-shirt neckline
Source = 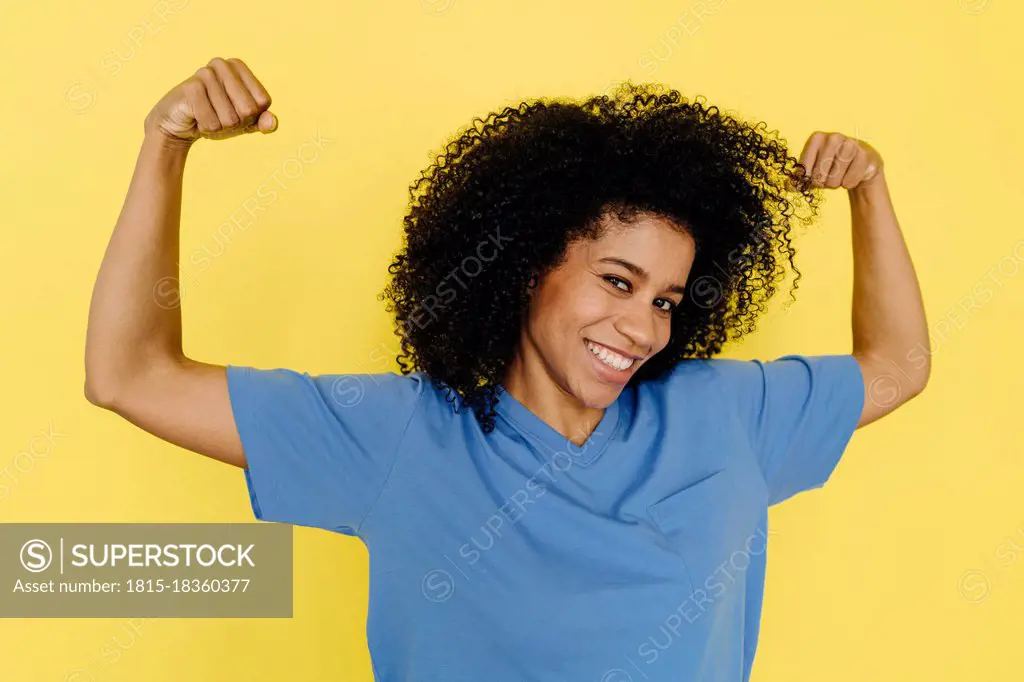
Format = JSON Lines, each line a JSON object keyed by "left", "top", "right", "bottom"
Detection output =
{"left": 494, "top": 384, "right": 621, "bottom": 467}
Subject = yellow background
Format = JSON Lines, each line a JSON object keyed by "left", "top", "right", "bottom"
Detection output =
{"left": 1, "top": 0, "right": 1021, "bottom": 679}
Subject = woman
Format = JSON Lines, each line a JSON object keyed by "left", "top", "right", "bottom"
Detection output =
{"left": 85, "top": 57, "right": 930, "bottom": 681}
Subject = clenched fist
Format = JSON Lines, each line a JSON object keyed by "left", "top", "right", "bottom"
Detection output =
{"left": 797, "top": 131, "right": 883, "bottom": 191}
{"left": 144, "top": 57, "right": 277, "bottom": 145}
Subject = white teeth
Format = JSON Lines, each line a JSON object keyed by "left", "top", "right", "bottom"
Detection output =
{"left": 586, "top": 341, "right": 634, "bottom": 371}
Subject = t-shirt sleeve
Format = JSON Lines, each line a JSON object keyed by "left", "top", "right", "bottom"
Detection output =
{"left": 717, "top": 354, "right": 865, "bottom": 506}
{"left": 225, "top": 365, "right": 427, "bottom": 534}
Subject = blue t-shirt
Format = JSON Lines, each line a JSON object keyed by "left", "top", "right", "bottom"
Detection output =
{"left": 226, "top": 353, "right": 864, "bottom": 682}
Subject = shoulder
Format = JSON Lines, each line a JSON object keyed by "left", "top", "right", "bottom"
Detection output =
{"left": 226, "top": 366, "right": 456, "bottom": 427}
{"left": 632, "top": 357, "right": 776, "bottom": 431}
{"left": 639, "top": 356, "right": 762, "bottom": 398}
{"left": 643, "top": 354, "right": 856, "bottom": 398}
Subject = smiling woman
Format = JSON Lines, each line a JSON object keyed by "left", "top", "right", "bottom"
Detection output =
{"left": 509, "top": 213, "right": 697, "bottom": 421}
{"left": 379, "top": 84, "right": 832, "bottom": 441}
{"left": 84, "top": 59, "right": 927, "bottom": 682}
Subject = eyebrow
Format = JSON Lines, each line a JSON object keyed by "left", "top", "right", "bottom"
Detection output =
{"left": 598, "top": 257, "right": 687, "bottom": 296}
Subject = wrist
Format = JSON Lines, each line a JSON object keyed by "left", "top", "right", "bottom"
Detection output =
{"left": 849, "top": 168, "right": 888, "bottom": 202}
{"left": 141, "top": 130, "right": 194, "bottom": 164}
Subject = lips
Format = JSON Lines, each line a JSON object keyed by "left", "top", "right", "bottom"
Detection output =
{"left": 586, "top": 338, "right": 640, "bottom": 361}
{"left": 584, "top": 338, "right": 637, "bottom": 385}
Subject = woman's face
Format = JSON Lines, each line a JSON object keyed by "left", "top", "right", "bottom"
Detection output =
{"left": 519, "top": 211, "right": 697, "bottom": 408}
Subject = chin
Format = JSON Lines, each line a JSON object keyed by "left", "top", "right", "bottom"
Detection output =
{"left": 575, "top": 380, "right": 622, "bottom": 408}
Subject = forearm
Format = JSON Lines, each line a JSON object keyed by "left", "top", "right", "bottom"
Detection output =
{"left": 85, "top": 133, "right": 193, "bottom": 401}
{"left": 849, "top": 171, "right": 930, "bottom": 391}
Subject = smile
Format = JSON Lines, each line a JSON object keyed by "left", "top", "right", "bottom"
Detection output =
{"left": 585, "top": 339, "right": 636, "bottom": 372}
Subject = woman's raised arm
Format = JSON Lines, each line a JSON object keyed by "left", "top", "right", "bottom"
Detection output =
{"left": 797, "top": 131, "right": 930, "bottom": 428}
{"left": 84, "top": 57, "right": 278, "bottom": 468}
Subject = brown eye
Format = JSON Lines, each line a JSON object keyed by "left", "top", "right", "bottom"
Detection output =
{"left": 604, "top": 275, "right": 630, "bottom": 291}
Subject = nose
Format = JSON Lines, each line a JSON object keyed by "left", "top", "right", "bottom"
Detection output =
{"left": 613, "top": 301, "right": 659, "bottom": 357}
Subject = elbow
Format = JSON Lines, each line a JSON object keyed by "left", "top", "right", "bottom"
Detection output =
{"left": 84, "top": 345, "right": 159, "bottom": 410}
{"left": 910, "top": 368, "right": 930, "bottom": 400}
{"left": 909, "top": 349, "right": 932, "bottom": 399}
{"left": 854, "top": 346, "right": 931, "bottom": 404}
{"left": 84, "top": 375, "right": 118, "bottom": 409}
{"left": 85, "top": 351, "right": 184, "bottom": 410}
{"left": 85, "top": 344, "right": 119, "bottom": 408}
{"left": 906, "top": 339, "right": 932, "bottom": 397}
{"left": 84, "top": 364, "right": 125, "bottom": 410}
{"left": 902, "top": 360, "right": 930, "bottom": 403}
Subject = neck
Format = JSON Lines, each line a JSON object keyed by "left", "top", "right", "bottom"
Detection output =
{"left": 501, "top": 347, "right": 605, "bottom": 448}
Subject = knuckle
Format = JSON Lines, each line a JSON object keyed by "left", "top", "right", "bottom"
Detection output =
{"left": 183, "top": 79, "right": 204, "bottom": 97}
{"left": 237, "top": 104, "right": 258, "bottom": 119}
{"left": 194, "top": 65, "right": 215, "bottom": 81}
{"left": 227, "top": 57, "right": 248, "bottom": 70}
{"left": 207, "top": 56, "right": 227, "bottom": 68}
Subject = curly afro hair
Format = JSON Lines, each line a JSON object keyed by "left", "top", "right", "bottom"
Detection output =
{"left": 380, "top": 81, "right": 822, "bottom": 433}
